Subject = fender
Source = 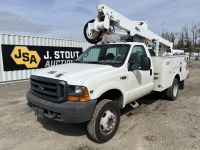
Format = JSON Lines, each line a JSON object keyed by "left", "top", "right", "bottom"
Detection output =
{"left": 89, "top": 81, "right": 127, "bottom": 107}
{"left": 171, "top": 74, "right": 180, "bottom": 86}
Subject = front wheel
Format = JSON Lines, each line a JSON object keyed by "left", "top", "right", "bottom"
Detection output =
{"left": 165, "top": 78, "right": 179, "bottom": 101}
{"left": 87, "top": 99, "right": 120, "bottom": 143}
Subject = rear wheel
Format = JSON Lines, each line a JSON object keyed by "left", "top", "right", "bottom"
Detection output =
{"left": 87, "top": 99, "right": 120, "bottom": 143}
{"left": 165, "top": 78, "right": 179, "bottom": 101}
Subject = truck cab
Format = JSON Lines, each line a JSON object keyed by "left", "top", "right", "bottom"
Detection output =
{"left": 75, "top": 42, "right": 154, "bottom": 106}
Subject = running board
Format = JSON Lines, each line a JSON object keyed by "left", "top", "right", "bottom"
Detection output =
{"left": 129, "top": 101, "right": 139, "bottom": 108}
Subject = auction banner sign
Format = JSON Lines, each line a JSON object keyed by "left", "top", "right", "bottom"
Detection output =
{"left": 1, "top": 44, "right": 82, "bottom": 71}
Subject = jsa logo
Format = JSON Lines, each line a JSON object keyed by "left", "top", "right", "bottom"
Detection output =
{"left": 11, "top": 46, "right": 41, "bottom": 68}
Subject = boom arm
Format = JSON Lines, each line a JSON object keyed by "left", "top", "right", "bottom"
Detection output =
{"left": 84, "top": 4, "right": 173, "bottom": 53}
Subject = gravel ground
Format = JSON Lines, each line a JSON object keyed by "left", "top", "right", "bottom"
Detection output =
{"left": 0, "top": 61, "right": 200, "bottom": 150}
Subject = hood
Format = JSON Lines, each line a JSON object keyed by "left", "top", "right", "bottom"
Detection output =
{"left": 32, "top": 63, "right": 114, "bottom": 85}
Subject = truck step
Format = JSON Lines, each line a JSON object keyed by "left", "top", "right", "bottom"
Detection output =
{"left": 129, "top": 101, "right": 139, "bottom": 108}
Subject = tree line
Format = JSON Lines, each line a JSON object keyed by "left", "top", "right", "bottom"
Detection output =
{"left": 160, "top": 22, "right": 200, "bottom": 55}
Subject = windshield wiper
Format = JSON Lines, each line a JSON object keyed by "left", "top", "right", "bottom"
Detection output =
{"left": 74, "top": 60, "right": 82, "bottom": 63}
{"left": 85, "top": 61, "right": 111, "bottom": 65}
{"left": 85, "top": 61, "right": 101, "bottom": 64}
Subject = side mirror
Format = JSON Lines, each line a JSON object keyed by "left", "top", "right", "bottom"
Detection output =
{"left": 141, "top": 57, "right": 151, "bottom": 70}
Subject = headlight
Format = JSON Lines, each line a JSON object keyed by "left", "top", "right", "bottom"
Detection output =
{"left": 68, "top": 85, "right": 83, "bottom": 96}
{"left": 67, "top": 85, "right": 90, "bottom": 102}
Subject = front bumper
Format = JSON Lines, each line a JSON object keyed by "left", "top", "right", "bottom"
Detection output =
{"left": 26, "top": 89, "right": 97, "bottom": 123}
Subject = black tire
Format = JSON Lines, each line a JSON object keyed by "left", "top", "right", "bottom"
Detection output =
{"left": 87, "top": 99, "right": 120, "bottom": 143}
{"left": 165, "top": 78, "right": 179, "bottom": 101}
{"left": 83, "top": 19, "right": 103, "bottom": 44}
{"left": 179, "top": 80, "right": 184, "bottom": 90}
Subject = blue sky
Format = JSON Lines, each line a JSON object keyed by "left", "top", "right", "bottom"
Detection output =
{"left": 0, "top": 0, "right": 199, "bottom": 40}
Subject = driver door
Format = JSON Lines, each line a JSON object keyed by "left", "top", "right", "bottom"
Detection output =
{"left": 127, "top": 45, "right": 154, "bottom": 103}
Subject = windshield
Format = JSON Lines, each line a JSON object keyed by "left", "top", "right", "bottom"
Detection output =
{"left": 75, "top": 44, "right": 130, "bottom": 67}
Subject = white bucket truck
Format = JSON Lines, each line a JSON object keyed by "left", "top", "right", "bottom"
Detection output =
{"left": 27, "top": 4, "right": 189, "bottom": 142}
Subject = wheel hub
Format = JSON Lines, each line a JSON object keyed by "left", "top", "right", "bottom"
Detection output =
{"left": 100, "top": 109, "right": 116, "bottom": 134}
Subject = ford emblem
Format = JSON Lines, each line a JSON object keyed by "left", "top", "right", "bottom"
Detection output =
{"left": 38, "top": 86, "right": 44, "bottom": 91}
